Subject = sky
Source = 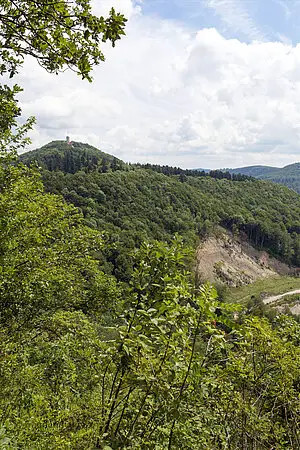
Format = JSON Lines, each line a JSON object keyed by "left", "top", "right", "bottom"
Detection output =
{"left": 16, "top": 0, "right": 300, "bottom": 168}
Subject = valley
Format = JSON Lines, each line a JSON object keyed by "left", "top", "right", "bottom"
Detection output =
{"left": 21, "top": 141, "right": 300, "bottom": 276}
{"left": 2, "top": 3, "right": 300, "bottom": 447}
{"left": 22, "top": 140, "right": 300, "bottom": 318}
{"left": 1, "top": 139, "right": 299, "bottom": 448}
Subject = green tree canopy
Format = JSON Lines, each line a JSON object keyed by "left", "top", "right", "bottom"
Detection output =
{"left": 0, "top": 153, "right": 120, "bottom": 332}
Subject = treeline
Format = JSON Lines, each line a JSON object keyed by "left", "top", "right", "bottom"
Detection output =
{"left": 21, "top": 141, "right": 253, "bottom": 182}
{"left": 1, "top": 153, "right": 299, "bottom": 449}
{"left": 134, "top": 162, "right": 253, "bottom": 181}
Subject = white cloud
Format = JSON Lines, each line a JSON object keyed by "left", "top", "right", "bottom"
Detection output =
{"left": 91, "top": 0, "right": 142, "bottom": 19}
{"left": 15, "top": 1, "right": 300, "bottom": 168}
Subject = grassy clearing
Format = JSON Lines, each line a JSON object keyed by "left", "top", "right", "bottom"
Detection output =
{"left": 224, "top": 276, "right": 300, "bottom": 304}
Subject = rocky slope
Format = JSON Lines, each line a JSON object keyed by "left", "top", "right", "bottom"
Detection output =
{"left": 196, "top": 230, "right": 291, "bottom": 287}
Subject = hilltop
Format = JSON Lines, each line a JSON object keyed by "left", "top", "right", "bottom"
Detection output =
{"left": 20, "top": 140, "right": 125, "bottom": 173}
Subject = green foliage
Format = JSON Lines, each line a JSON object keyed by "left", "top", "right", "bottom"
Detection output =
{"left": 136, "top": 162, "right": 253, "bottom": 182}
{"left": 0, "top": 0, "right": 126, "bottom": 152}
{"left": 0, "top": 0, "right": 126, "bottom": 81}
{"left": 23, "top": 144, "right": 300, "bottom": 273}
{"left": 196, "top": 316, "right": 300, "bottom": 449}
{"left": 0, "top": 83, "right": 35, "bottom": 153}
{"left": 0, "top": 9, "right": 299, "bottom": 444}
{"left": 0, "top": 154, "right": 120, "bottom": 330}
{"left": 1, "top": 214, "right": 299, "bottom": 448}
{"left": 0, "top": 0, "right": 127, "bottom": 326}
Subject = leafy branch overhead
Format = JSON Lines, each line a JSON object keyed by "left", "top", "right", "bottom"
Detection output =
{"left": 0, "top": 0, "right": 127, "bottom": 80}
{"left": 0, "top": 0, "right": 127, "bottom": 151}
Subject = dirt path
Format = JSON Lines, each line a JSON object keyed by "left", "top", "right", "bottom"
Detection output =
{"left": 263, "top": 289, "right": 300, "bottom": 305}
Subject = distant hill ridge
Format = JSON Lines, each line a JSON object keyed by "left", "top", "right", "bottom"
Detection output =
{"left": 21, "top": 140, "right": 253, "bottom": 182}
{"left": 224, "top": 162, "right": 300, "bottom": 193}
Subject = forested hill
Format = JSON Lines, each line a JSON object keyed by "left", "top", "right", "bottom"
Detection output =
{"left": 227, "top": 162, "right": 300, "bottom": 192}
{"left": 21, "top": 140, "right": 252, "bottom": 181}
{"left": 227, "top": 165, "right": 279, "bottom": 177}
{"left": 21, "top": 141, "right": 300, "bottom": 279}
{"left": 20, "top": 140, "right": 126, "bottom": 173}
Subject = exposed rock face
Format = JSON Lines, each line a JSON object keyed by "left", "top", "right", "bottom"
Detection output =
{"left": 196, "top": 230, "right": 291, "bottom": 287}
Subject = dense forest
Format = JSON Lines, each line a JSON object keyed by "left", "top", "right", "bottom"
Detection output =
{"left": 228, "top": 162, "right": 300, "bottom": 193}
{"left": 21, "top": 140, "right": 300, "bottom": 282}
{"left": 1, "top": 150, "right": 300, "bottom": 449}
{"left": 1, "top": 1, "right": 300, "bottom": 448}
